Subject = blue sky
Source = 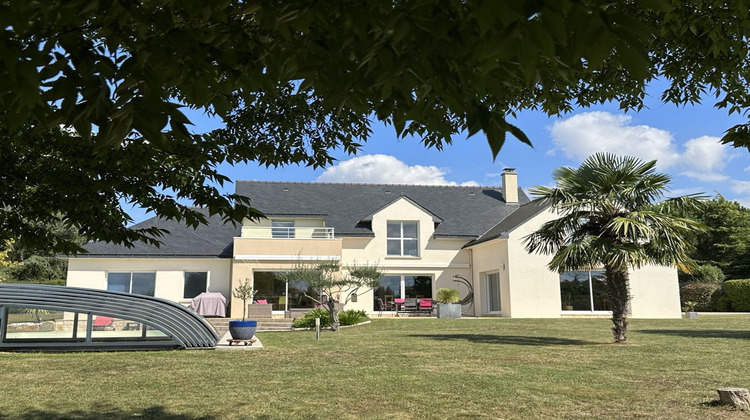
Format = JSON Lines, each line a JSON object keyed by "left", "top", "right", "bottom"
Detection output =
{"left": 128, "top": 83, "right": 750, "bottom": 224}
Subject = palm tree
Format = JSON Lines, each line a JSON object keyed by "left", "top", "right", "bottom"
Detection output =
{"left": 524, "top": 153, "right": 704, "bottom": 344}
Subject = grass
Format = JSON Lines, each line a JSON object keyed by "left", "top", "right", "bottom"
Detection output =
{"left": 2, "top": 316, "right": 750, "bottom": 419}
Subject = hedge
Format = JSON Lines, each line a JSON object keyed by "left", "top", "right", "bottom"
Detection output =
{"left": 680, "top": 283, "right": 720, "bottom": 311}
{"left": 725, "top": 279, "right": 750, "bottom": 312}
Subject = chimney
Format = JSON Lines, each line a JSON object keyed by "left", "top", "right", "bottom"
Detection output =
{"left": 501, "top": 168, "right": 518, "bottom": 204}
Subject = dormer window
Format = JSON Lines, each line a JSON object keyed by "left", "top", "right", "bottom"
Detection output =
{"left": 272, "top": 220, "right": 294, "bottom": 238}
{"left": 387, "top": 221, "right": 419, "bottom": 257}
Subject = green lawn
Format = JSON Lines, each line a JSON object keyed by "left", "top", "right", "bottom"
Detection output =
{"left": 1, "top": 316, "right": 750, "bottom": 419}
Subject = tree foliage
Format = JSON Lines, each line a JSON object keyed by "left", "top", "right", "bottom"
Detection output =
{"left": 0, "top": 223, "right": 84, "bottom": 284}
{"left": 278, "top": 260, "right": 382, "bottom": 331}
{"left": 685, "top": 196, "right": 750, "bottom": 280}
{"left": 524, "top": 153, "right": 704, "bottom": 343}
{"left": 4, "top": 1, "right": 750, "bottom": 252}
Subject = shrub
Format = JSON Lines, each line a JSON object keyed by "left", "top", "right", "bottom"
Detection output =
{"left": 292, "top": 308, "right": 331, "bottom": 328}
{"left": 436, "top": 288, "right": 460, "bottom": 304}
{"left": 680, "top": 283, "right": 720, "bottom": 311}
{"left": 709, "top": 288, "right": 734, "bottom": 312}
{"left": 339, "top": 309, "right": 369, "bottom": 326}
{"left": 680, "top": 264, "right": 725, "bottom": 284}
{"left": 724, "top": 279, "right": 750, "bottom": 311}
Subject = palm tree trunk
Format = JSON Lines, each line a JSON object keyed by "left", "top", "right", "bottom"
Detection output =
{"left": 605, "top": 267, "right": 630, "bottom": 344}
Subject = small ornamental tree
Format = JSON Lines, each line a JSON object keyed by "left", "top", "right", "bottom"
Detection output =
{"left": 278, "top": 260, "right": 382, "bottom": 331}
{"left": 232, "top": 278, "right": 256, "bottom": 321}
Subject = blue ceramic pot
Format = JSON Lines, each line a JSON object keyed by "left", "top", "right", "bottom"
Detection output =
{"left": 228, "top": 320, "right": 257, "bottom": 340}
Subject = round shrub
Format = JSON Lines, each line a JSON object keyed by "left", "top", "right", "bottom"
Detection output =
{"left": 338, "top": 309, "right": 369, "bottom": 326}
{"left": 680, "top": 283, "right": 720, "bottom": 311}
{"left": 709, "top": 288, "right": 734, "bottom": 312}
{"left": 681, "top": 264, "right": 725, "bottom": 284}
{"left": 292, "top": 308, "right": 331, "bottom": 328}
{"left": 724, "top": 279, "right": 750, "bottom": 312}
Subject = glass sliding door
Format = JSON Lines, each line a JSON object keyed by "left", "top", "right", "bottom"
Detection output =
{"left": 486, "top": 272, "right": 501, "bottom": 312}
{"left": 560, "top": 270, "right": 609, "bottom": 312}
{"left": 253, "top": 272, "right": 288, "bottom": 311}
{"left": 373, "top": 275, "right": 401, "bottom": 311}
{"left": 404, "top": 275, "right": 432, "bottom": 298}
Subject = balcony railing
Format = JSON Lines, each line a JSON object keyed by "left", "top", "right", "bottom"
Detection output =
{"left": 243, "top": 226, "right": 335, "bottom": 239}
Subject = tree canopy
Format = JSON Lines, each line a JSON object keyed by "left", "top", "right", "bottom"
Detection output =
{"left": 3, "top": 1, "right": 750, "bottom": 252}
{"left": 686, "top": 196, "right": 750, "bottom": 280}
{"left": 524, "top": 153, "right": 704, "bottom": 343}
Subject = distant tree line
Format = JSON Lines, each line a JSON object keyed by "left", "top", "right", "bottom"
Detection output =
{"left": 678, "top": 196, "right": 750, "bottom": 311}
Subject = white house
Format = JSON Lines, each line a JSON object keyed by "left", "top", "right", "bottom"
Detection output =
{"left": 66, "top": 170, "right": 682, "bottom": 319}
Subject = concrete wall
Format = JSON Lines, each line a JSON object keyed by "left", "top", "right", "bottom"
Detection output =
{"left": 629, "top": 264, "right": 682, "bottom": 318}
{"left": 66, "top": 258, "right": 232, "bottom": 306}
{"left": 504, "top": 209, "right": 563, "bottom": 318}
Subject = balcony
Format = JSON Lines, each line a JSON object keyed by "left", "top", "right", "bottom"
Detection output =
{"left": 241, "top": 226, "right": 335, "bottom": 240}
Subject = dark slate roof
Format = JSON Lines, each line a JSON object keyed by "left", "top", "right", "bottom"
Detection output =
{"left": 78, "top": 182, "right": 537, "bottom": 258}
{"left": 463, "top": 199, "right": 550, "bottom": 248}
{"left": 78, "top": 208, "right": 239, "bottom": 258}
{"left": 235, "top": 181, "right": 530, "bottom": 238}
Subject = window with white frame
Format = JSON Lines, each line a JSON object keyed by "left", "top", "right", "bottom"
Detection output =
{"left": 272, "top": 220, "right": 294, "bottom": 238}
{"left": 183, "top": 272, "right": 208, "bottom": 299}
{"left": 107, "top": 272, "right": 156, "bottom": 296}
{"left": 386, "top": 221, "right": 419, "bottom": 256}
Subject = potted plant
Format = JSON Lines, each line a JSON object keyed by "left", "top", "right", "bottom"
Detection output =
{"left": 562, "top": 294, "right": 574, "bottom": 311}
{"left": 683, "top": 301, "right": 698, "bottom": 319}
{"left": 436, "top": 288, "right": 462, "bottom": 319}
{"left": 229, "top": 278, "right": 257, "bottom": 340}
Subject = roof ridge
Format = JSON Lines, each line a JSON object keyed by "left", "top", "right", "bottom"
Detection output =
{"left": 235, "top": 180, "right": 502, "bottom": 188}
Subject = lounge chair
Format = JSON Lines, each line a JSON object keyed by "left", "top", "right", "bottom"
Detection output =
{"left": 92, "top": 315, "right": 115, "bottom": 331}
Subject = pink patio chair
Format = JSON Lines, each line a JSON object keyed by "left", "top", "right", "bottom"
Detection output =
{"left": 418, "top": 298, "right": 434, "bottom": 315}
{"left": 92, "top": 315, "right": 115, "bottom": 331}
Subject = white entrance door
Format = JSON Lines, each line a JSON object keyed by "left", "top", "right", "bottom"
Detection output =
{"left": 486, "top": 272, "right": 501, "bottom": 313}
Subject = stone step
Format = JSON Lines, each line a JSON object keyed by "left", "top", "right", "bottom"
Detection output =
{"left": 206, "top": 318, "right": 294, "bottom": 333}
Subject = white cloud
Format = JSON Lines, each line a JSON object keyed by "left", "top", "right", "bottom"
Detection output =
{"left": 317, "top": 154, "right": 479, "bottom": 186}
{"left": 679, "top": 172, "right": 730, "bottom": 182}
{"left": 549, "top": 112, "right": 734, "bottom": 180}
{"left": 549, "top": 111, "right": 681, "bottom": 168}
{"left": 681, "top": 136, "right": 729, "bottom": 172}
{"left": 730, "top": 180, "right": 750, "bottom": 195}
{"left": 745, "top": 166, "right": 750, "bottom": 173}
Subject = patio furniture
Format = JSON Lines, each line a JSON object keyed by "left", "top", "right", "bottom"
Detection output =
{"left": 401, "top": 298, "right": 418, "bottom": 313}
{"left": 190, "top": 292, "right": 227, "bottom": 317}
{"left": 92, "top": 315, "right": 115, "bottom": 331}
{"left": 256, "top": 299, "right": 268, "bottom": 304}
{"left": 418, "top": 298, "right": 434, "bottom": 315}
{"left": 247, "top": 303, "right": 272, "bottom": 319}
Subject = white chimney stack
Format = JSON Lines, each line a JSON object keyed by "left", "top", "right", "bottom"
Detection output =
{"left": 501, "top": 168, "right": 518, "bottom": 204}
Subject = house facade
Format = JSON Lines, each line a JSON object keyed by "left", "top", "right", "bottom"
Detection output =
{"left": 66, "top": 170, "right": 682, "bottom": 319}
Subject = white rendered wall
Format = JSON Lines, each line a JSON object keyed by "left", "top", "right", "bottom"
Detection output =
{"left": 66, "top": 258, "right": 232, "bottom": 306}
{"left": 628, "top": 264, "right": 682, "bottom": 318}
{"left": 341, "top": 197, "right": 472, "bottom": 314}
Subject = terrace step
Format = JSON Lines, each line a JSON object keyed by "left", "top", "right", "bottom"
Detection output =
{"left": 205, "top": 318, "right": 295, "bottom": 334}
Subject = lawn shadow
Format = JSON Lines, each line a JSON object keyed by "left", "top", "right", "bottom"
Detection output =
{"left": 407, "top": 333, "right": 595, "bottom": 346}
{"left": 0, "top": 406, "right": 219, "bottom": 420}
{"left": 639, "top": 329, "right": 750, "bottom": 340}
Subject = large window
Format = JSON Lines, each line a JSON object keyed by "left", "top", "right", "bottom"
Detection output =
{"left": 107, "top": 272, "right": 155, "bottom": 296}
{"left": 272, "top": 220, "right": 295, "bottom": 238}
{"left": 183, "top": 272, "right": 208, "bottom": 299}
{"left": 386, "top": 221, "right": 419, "bottom": 256}
{"left": 373, "top": 275, "right": 432, "bottom": 311}
{"left": 253, "top": 271, "right": 317, "bottom": 311}
{"left": 559, "top": 270, "right": 610, "bottom": 312}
